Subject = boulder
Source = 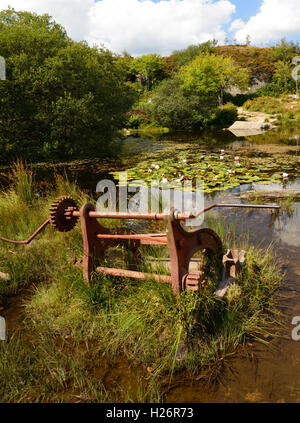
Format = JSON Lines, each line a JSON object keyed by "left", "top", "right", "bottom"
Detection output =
{"left": 228, "top": 120, "right": 271, "bottom": 137}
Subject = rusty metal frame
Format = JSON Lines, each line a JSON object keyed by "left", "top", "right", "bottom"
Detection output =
{"left": 0, "top": 198, "right": 281, "bottom": 296}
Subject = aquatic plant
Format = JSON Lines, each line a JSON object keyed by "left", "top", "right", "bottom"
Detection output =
{"left": 113, "top": 150, "right": 286, "bottom": 193}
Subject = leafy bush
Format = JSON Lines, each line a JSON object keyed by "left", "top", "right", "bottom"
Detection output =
{"left": 127, "top": 114, "right": 143, "bottom": 129}
{"left": 181, "top": 54, "right": 250, "bottom": 106}
{"left": 255, "top": 83, "right": 284, "bottom": 97}
{"left": 271, "top": 38, "right": 300, "bottom": 63}
{"left": 0, "top": 9, "right": 136, "bottom": 162}
{"left": 223, "top": 92, "right": 258, "bottom": 107}
{"left": 170, "top": 40, "right": 218, "bottom": 68}
{"left": 212, "top": 103, "right": 238, "bottom": 127}
{"left": 149, "top": 76, "right": 217, "bottom": 130}
{"left": 243, "top": 100, "right": 253, "bottom": 110}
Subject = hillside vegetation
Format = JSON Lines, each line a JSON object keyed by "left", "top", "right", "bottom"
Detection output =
{"left": 216, "top": 45, "right": 275, "bottom": 82}
{"left": 0, "top": 7, "right": 300, "bottom": 161}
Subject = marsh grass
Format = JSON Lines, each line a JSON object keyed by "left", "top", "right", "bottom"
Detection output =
{"left": 0, "top": 163, "right": 283, "bottom": 402}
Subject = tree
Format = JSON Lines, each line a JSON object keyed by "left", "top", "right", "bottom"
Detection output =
{"left": 180, "top": 54, "right": 250, "bottom": 105}
{"left": 170, "top": 40, "right": 218, "bottom": 68}
{"left": 116, "top": 53, "right": 136, "bottom": 82}
{"left": 149, "top": 76, "right": 217, "bottom": 130}
{"left": 273, "top": 60, "right": 295, "bottom": 92}
{"left": 131, "top": 54, "right": 165, "bottom": 89}
{"left": 0, "top": 8, "right": 136, "bottom": 162}
{"left": 271, "top": 38, "right": 300, "bottom": 63}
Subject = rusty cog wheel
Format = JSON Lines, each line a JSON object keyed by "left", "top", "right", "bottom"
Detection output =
{"left": 50, "top": 196, "right": 79, "bottom": 232}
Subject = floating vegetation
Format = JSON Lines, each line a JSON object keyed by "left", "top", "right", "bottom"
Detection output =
{"left": 112, "top": 148, "right": 299, "bottom": 193}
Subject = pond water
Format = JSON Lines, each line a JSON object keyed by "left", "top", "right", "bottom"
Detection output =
{"left": 119, "top": 128, "right": 300, "bottom": 403}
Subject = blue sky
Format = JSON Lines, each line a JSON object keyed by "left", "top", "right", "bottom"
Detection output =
{"left": 229, "top": 0, "right": 261, "bottom": 21}
{"left": 229, "top": 0, "right": 261, "bottom": 29}
{"left": 1, "top": 0, "right": 300, "bottom": 54}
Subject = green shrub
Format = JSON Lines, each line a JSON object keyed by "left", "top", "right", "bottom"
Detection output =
{"left": 212, "top": 102, "right": 238, "bottom": 127}
{"left": 0, "top": 9, "right": 136, "bottom": 163}
{"left": 149, "top": 76, "right": 217, "bottom": 130}
{"left": 127, "top": 114, "right": 143, "bottom": 129}
{"left": 223, "top": 92, "right": 258, "bottom": 107}
{"left": 255, "top": 83, "right": 284, "bottom": 97}
{"left": 244, "top": 100, "right": 253, "bottom": 109}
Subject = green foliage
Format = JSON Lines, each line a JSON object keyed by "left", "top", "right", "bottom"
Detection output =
{"left": 216, "top": 45, "right": 275, "bottom": 82}
{"left": 116, "top": 54, "right": 136, "bottom": 82}
{"left": 149, "top": 76, "right": 217, "bottom": 130}
{"left": 243, "top": 96, "right": 286, "bottom": 114}
{"left": 0, "top": 9, "right": 136, "bottom": 162}
{"left": 271, "top": 38, "right": 300, "bottom": 63}
{"left": 130, "top": 54, "right": 166, "bottom": 89}
{"left": 127, "top": 114, "right": 143, "bottom": 129}
{"left": 181, "top": 54, "right": 250, "bottom": 105}
{"left": 115, "top": 149, "right": 288, "bottom": 194}
{"left": 223, "top": 92, "right": 258, "bottom": 106}
{"left": 170, "top": 40, "right": 218, "bottom": 68}
{"left": 255, "top": 83, "right": 284, "bottom": 97}
{"left": 212, "top": 102, "right": 238, "bottom": 128}
{"left": 272, "top": 60, "right": 295, "bottom": 92}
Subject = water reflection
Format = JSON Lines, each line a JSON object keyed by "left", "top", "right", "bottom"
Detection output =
{"left": 273, "top": 203, "right": 300, "bottom": 248}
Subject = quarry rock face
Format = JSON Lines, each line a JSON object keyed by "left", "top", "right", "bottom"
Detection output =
{"left": 228, "top": 77, "right": 268, "bottom": 95}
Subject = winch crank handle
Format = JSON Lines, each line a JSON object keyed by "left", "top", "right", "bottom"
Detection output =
{"left": 191, "top": 203, "right": 281, "bottom": 219}
{"left": 0, "top": 218, "right": 51, "bottom": 245}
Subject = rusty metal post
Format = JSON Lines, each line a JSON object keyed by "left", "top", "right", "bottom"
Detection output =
{"left": 80, "top": 203, "right": 103, "bottom": 285}
{"left": 165, "top": 209, "right": 223, "bottom": 295}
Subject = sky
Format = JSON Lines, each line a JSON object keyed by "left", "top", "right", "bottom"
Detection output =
{"left": 1, "top": 0, "right": 300, "bottom": 56}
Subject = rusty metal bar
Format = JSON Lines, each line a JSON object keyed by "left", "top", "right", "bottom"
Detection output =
{"left": 0, "top": 218, "right": 51, "bottom": 245}
{"left": 96, "top": 266, "right": 172, "bottom": 283}
{"left": 0, "top": 201, "right": 281, "bottom": 247}
{"left": 96, "top": 233, "right": 168, "bottom": 244}
{"left": 72, "top": 210, "right": 172, "bottom": 220}
{"left": 72, "top": 203, "right": 280, "bottom": 221}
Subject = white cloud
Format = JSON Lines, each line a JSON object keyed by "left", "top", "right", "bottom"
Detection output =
{"left": 88, "top": 0, "right": 236, "bottom": 55}
{"left": 0, "top": 0, "right": 236, "bottom": 55}
{"left": 232, "top": 0, "right": 300, "bottom": 45}
{"left": 0, "top": 0, "right": 94, "bottom": 41}
{"left": 229, "top": 18, "right": 245, "bottom": 33}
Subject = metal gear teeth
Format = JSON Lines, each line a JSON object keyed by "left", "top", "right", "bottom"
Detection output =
{"left": 50, "top": 196, "right": 79, "bottom": 232}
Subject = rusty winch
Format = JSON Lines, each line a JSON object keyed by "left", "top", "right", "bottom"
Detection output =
{"left": 0, "top": 197, "right": 280, "bottom": 297}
